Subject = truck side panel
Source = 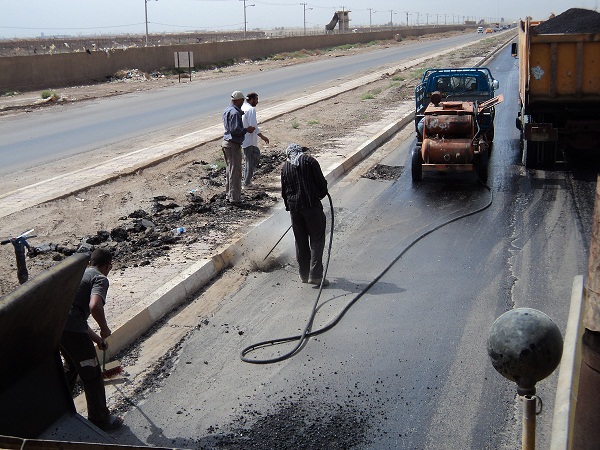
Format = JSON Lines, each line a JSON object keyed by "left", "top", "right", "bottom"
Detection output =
{"left": 528, "top": 35, "right": 600, "bottom": 100}
{"left": 517, "top": 17, "right": 600, "bottom": 165}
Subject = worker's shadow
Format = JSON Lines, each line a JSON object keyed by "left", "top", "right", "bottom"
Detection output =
{"left": 110, "top": 386, "right": 201, "bottom": 449}
{"left": 113, "top": 421, "right": 210, "bottom": 449}
{"left": 325, "top": 276, "right": 406, "bottom": 297}
{"left": 312, "top": 276, "right": 406, "bottom": 317}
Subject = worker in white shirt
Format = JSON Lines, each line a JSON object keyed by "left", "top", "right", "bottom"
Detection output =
{"left": 241, "top": 92, "right": 269, "bottom": 187}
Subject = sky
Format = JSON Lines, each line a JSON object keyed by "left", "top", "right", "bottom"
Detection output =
{"left": 0, "top": 0, "right": 598, "bottom": 39}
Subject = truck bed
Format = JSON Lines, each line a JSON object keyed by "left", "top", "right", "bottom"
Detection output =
{"left": 519, "top": 19, "right": 600, "bottom": 104}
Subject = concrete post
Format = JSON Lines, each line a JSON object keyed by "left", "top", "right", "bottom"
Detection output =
{"left": 573, "top": 175, "right": 600, "bottom": 449}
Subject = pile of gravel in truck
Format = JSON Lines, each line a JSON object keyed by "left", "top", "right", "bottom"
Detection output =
{"left": 535, "top": 8, "right": 600, "bottom": 34}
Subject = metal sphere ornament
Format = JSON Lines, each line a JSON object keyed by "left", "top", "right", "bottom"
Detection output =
{"left": 487, "top": 308, "right": 563, "bottom": 395}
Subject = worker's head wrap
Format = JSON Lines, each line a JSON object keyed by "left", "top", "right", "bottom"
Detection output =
{"left": 285, "top": 143, "right": 305, "bottom": 166}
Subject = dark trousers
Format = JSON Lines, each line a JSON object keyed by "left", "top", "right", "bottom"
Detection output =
{"left": 60, "top": 331, "right": 110, "bottom": 424}
{"left": 290, "top": 205, "right": 326, "bottom": 282}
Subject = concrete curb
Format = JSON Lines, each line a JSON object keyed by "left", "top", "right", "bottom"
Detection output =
{"left": 550, "top": 275, "right": 585, "bottom": 450}
{"left": 105, "top": 110, "right": 415, "bottom": 358}
{"left": 109, "top": 254, "right": 229, "bottom": 354}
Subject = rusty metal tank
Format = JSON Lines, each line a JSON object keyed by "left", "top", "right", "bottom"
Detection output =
{"left": 423, "top": 100, "right": 475, "bottom": 136}
{"left": 423, "top": 113, "right": 474, "bottom": 137}
{"left": 422, "top": 138, "right": 474, "bottom": 164}
{"left": 421, "top": 101, "right": 476, "bottom": 164}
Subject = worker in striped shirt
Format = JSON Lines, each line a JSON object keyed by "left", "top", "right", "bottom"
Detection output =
{"left": 281, "top": 144, "right": 329, "bottom": 287}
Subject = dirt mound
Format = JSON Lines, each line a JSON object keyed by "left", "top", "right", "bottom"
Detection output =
{"left": 25, "top": 162, "right": 278, "bottom": 271}
{"left": 535, "top": 8, "right": 600, "bottom": 34}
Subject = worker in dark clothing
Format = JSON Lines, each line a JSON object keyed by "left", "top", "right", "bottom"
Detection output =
{"left": 281, "top": 143, "right": 329, "bottom": 286}
{"left": 60, "top": 248, "right": 123, "bottom": 431}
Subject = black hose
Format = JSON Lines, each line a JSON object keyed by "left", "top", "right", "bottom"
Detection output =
{"left": 241, "top": 181, "right": 493, "bottom": 364}
{"left": 241, "top": 193, "right": 335, "bottom": 364}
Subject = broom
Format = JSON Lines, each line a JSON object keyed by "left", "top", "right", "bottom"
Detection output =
{"left": 102, "top": 341, "right": 123, "bottom": 379}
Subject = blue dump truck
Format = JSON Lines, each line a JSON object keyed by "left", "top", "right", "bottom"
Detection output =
{"left": 412, "top": 68, "right": 503, "bottom": 182}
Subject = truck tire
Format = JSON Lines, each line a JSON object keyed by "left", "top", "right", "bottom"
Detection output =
{"left": 486, "top": 124, "right": 495, "bottom": 142}
{"left": 477, "top": 149, "right": 489, "bottom": 182}
{"left": 411, "top": 147, "right": 423, "bottom": 182}
{"left": 522, "top": 140, "right": 539, "bottom": 168}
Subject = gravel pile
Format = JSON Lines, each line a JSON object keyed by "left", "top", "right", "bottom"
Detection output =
{"left": 535, "top": 8, "right": 600, "bottom": 34}
{"left": 362, "top": 164, "right": 404, "bottom": 181}
{"left": 204, "top": 398, "right": 372, "bottom": 449}
{"left": 27, "top": 163, "right": 277, "bottom": 270}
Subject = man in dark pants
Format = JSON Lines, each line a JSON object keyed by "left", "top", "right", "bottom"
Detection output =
{"left": 281, "top": 143, "right": 330, "bottom": 286}
{"left": 60, "top": 248, "right": 122, "bottom": 431}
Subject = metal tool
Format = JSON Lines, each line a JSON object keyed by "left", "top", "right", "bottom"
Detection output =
{"left": 1, "top": 229, "right": 36, "bottom": 284}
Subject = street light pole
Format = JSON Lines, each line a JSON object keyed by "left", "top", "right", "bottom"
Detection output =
{"left": 144, "top": 0, "right": 149, "bottom": 46}
{"left": 301, "top": 3, "right": 312, "bottom": 35}
{"left": 240, "top": 0, "right": 255, "bottom": 39}
{"left": 368, "top": 8, "right": 374, "bottom": 32}
{"left": 144, "top": 0, "right": 158, "bottom": 47}
{"left": 242, "top": 0, "right": 247, "bottom": 38}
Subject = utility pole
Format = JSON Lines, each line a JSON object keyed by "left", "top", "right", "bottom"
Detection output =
{"left": 301, "top": 3, "right": 312, "bottom": 35}
{"left": 368, "top": 8, "right": 374, "bottom": 31}
{"left": 145, "top": 0, "right": 149, "bottom": 46}
{"left": 405, "top": 11, "right": 409, "bottom": 27}
{"left": 240, "top": 0, "right": 255, "bottom": 39}
{"left": 389, "top": 10, "right": 394, "bottom": 29}
{"left": 144, "top": 0, "right": 158, "bottom": 47}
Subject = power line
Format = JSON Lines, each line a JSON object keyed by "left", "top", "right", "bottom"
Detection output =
{"left": 0, "top": 23, "right": 145, "bottom": 31}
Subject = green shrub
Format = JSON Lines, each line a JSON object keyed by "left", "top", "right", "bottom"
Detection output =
{"left": 361, "top": 88, "right": 382, "bottom": 100}
{"left": 411, "top": 68, "right": 427, "bottom": 79}
{"left": 41, "top": 90, "right": 58, "bottom": 100}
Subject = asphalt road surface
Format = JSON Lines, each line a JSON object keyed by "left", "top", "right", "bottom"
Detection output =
{"left": 0, "top": 32, "right": 487, "bottom": 176}
{"left": 109, "top": 46, "right": 596, "bottom": 449}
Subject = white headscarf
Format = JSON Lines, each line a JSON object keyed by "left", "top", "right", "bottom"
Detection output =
{"left": 285, "top": 143, "right": 304, "bottom": 167}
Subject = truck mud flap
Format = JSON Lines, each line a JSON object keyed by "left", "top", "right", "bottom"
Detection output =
{"left": 522, "top": 140, "right": 562, "bottom": 168}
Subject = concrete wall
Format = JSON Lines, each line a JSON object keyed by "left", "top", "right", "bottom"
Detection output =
{"left": 0, "top": 26, "right": 467, "bottom": 92}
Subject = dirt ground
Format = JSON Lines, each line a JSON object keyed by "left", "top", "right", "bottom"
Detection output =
{"left": 0, "top": 32, "right": 511, "bottom": 328}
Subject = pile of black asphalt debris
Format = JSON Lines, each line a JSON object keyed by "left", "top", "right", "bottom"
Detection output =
{"left": 535, "top": 8, "right": 600, "bottom": 34}
{"left": 28, "top": 154, "right": 285, "bottom": 269}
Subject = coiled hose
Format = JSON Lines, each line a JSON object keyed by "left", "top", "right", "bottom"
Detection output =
{"left": 241, "top": 180, "right": 493, "bottom": 364}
